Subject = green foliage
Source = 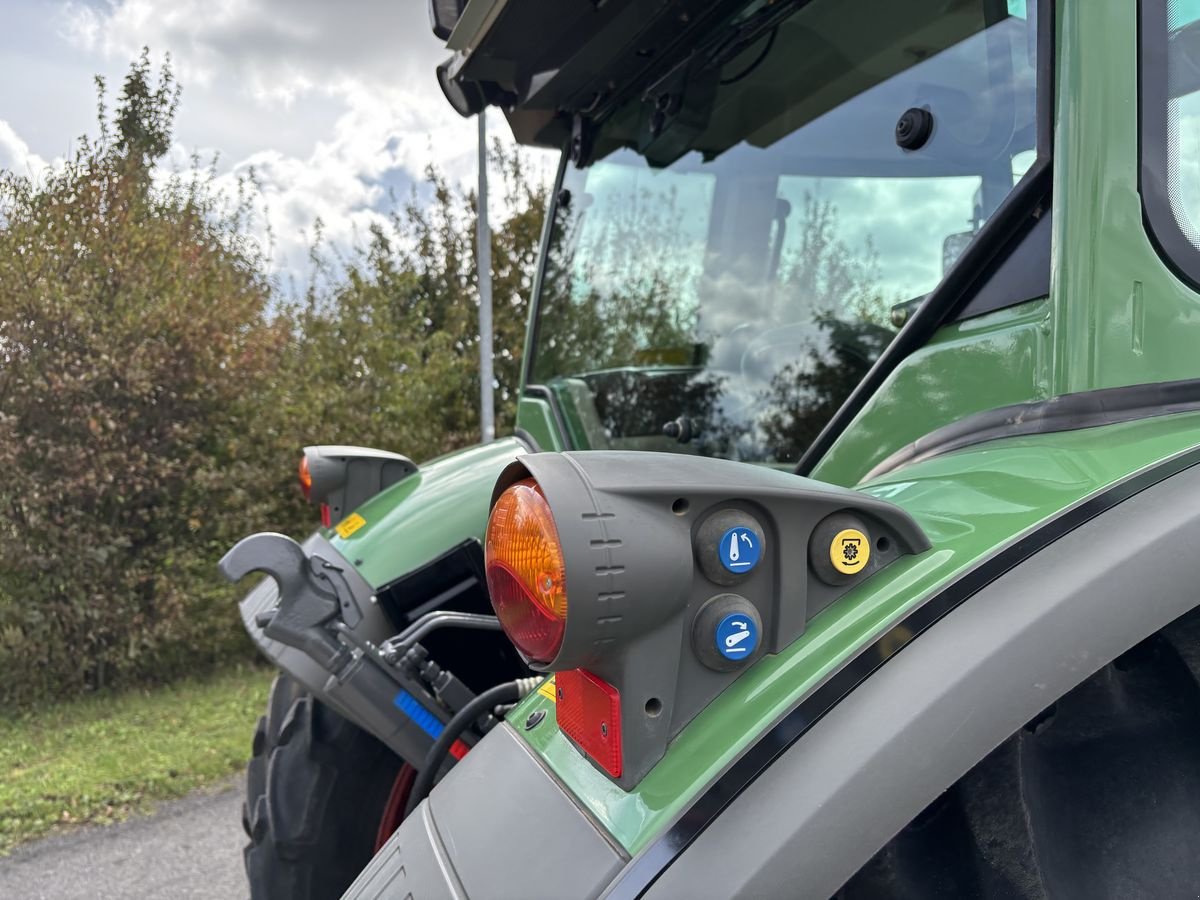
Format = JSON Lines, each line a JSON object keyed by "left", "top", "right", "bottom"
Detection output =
{"left": 0, "top": 54, "right": 548, "bottom": 705}
{"left": 269, "top": 149, "right": 548, "bottom": 464}
{"left": 0, "top": 666, "right": 272, "bottom": 852}
{"left": 0, "top": 55, "right": 288, "bottom": 703}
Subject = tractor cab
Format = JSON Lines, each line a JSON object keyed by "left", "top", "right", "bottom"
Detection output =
{"left": 228, "top": 1, "right": 1200, "bottom": 898}
{"left": 459, "top": 0, "right": 1044, "bottom": 468}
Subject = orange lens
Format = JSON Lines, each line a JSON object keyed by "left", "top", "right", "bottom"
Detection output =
{"left": 485, "top": 479, "right": 567, "bottom": 662}
{"left": 298, "top": 454, "right": 313, "bottom": 500}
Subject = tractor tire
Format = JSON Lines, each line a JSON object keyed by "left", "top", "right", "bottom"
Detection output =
{"left": 840, "top": 606, "right": 1200, "bottom": 899}
{"left": 243, "top": 674, "right": 403, "bottom": 900}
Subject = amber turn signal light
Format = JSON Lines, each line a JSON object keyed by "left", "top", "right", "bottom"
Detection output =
{"left": 484, "top": 479, "right": 568, "bottom": 663}
{"left": 298, "top": 454, "right": 313, "bottom": 501}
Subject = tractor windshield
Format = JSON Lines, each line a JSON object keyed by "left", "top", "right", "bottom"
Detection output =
{"left": 528, "top": 0, "right": 1040, "bottom": 464}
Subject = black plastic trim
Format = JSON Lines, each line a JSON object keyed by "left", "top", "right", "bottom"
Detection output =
{"left": 512, "top": 428, "right": 542, "bottom": 453}
{"left": 863, "top": 377, "right": 1200, "bottom": 481}
{"left": 609, "top": 441, "right": 1200, "bottom": 899}
{"left": 951, "top": 209, "right": 1051, "bottom": 321}
{"left": 1139, "top": 0, "right": 1200, "bottom": 291}
{"left": 796, "top": 0, "right": 1055, "bottom": 476}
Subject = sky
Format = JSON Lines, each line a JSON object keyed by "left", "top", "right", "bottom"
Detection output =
{"left": 0, "top": 0, "right": 553, "bottom": 289}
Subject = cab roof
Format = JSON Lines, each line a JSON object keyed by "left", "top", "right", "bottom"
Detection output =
{"left": 434, "top": 0, "right": 752, "bottom": 155}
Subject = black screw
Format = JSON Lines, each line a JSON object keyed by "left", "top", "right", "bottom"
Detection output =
{"left": 524, "top": 709, "right": 547, "bottom": 731}
{"left": 600, "top": 722, "right": 608, "bottom": 737}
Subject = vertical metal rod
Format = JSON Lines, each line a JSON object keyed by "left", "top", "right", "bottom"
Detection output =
{"left": 476, "top": 111, "right": 496, "bottom": 443}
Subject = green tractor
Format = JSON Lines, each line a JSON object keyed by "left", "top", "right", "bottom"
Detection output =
{"left": 221, "top": 0, "right": 1200, "bottom": 896}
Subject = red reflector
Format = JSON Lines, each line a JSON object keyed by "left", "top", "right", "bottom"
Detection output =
{"left": 556, "top": 668, "right": 622, "bottom": 778}
{"left": 320, "top": 503, "right": 331, "bottom": 528}
{"left": 449, "top": 739, "right": 470, "bottom": 761}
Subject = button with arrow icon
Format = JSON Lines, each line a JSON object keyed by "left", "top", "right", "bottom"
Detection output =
{"left": 718, "top": 525, "right": 761, "bottom": 574}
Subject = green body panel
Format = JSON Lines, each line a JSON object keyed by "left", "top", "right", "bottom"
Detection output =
{"left": 515, "top": 397, "right": 565, "bottom": 452}
{"left": 1051, "top": 0, "right": 1200, "bottom": 397}
{"left": 811, "top": 299, "right": 1053, "bottom": 486}
{"left": 327, "top": 437, "right": 526, "bottom": 588}
{"left": 510, "top": 411, "right": 1200, "bottom": 853}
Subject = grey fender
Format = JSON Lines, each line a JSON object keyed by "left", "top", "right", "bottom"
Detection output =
{"left": 343, "top": 723, "right": 627, "bottom": 899}
{"left": 642, "top": 460, "right": 1200, "bottom": 899}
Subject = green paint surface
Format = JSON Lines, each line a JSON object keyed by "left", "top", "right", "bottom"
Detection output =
{"left": 328, "top": 437, "right": 527, "bottom": 588}
{"left": 811, "top": 299, "right": 1052, "bottom": 486}
{"left": 516, "top": 396, "right": 565, "bottom": 451}
{"left": 510, "top": 412, "right": 1200, "bottom": 853}
{"left": 1053, "top": 0, "right": 1200, "bottom": 397}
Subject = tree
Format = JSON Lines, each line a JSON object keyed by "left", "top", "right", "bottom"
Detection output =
{"left": 0, "top": 54, "right": 284, "bottom": 701}
{"left": 268, "top": 147, "right": 551, "bottom": 467}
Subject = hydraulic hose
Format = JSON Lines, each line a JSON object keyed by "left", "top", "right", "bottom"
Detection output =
{"left": 404, "top": 678, "right": 535, "bottom": 819}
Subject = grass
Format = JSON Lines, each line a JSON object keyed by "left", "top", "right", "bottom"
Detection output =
{"left": 0, "top": 665, "right": 273, "bottom": 854}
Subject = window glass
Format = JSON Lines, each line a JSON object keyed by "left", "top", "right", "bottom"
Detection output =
{"left": 532, "top": 0, "right": 1040, "bottom": 464}
{"left": 1169, "top": 1, "right": 1200, "bottom": 246}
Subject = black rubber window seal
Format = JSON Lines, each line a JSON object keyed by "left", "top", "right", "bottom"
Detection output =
{"left": 863, "top": 376, "right": 1200, "bottom": 481}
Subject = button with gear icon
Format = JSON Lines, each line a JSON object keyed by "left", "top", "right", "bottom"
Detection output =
{"left": 830, "top": 528, "right": 870, "bottom": 575}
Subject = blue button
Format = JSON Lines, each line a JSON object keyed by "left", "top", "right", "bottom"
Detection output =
{"left": 718, "top": 526, "right": 761, "bottom": 573}
{"left": 715, "top": 613, "right": 758, "bottom": 661}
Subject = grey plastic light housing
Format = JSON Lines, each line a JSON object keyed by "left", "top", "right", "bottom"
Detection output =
{"left": 303, "top": 445, "right": 418, "bottom": 526}
{"left": 489, "top": 451, "right": 930, "bottom": 787}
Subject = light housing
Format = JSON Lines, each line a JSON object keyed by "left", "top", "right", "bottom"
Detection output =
{"left": 428, "top": 0, "right": 467, "bottom": 40}
{"left": 300, "top": 445, "right": 417, "bottom": 526}
{"left": 484, "top": 479, "right": 568, "bottom": 662}
{"left": 485, "top": 451, "right": 931, "bottom": 788}
{"left": 298, "top": 454, "right": 313, "bottom": 500}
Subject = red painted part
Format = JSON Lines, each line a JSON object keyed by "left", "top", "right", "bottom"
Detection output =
{"left": 374, "top": 763, "right": 417, "bottom": 852}
{"left": 320, "top": 503, "right": 332, "bottom": 528}
{"left": 449, "top": 739, "right": 470, "bottom": 761}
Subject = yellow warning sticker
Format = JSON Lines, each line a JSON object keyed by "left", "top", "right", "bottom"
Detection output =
{"left": 830, "top": 528, "right": 870, "bottom": 575}
{"left": 538, "top": 676, "right": 557, "bottom": 703}
{"left": 335, "top": 513, "right": 367, "bottom": 539}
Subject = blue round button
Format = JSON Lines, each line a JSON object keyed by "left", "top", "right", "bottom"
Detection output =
{"left": 718, "top": 526, "right": 761, "bottom": 574}
{"left": 715, "top": 613, "right": 759, "bottom": 661}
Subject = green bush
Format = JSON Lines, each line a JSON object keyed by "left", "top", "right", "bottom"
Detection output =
{"left": 0, "top": 55, "right": 288, "bottom": 702}
{"left": 0, "top": 53, "right": 546, "bottom": 706}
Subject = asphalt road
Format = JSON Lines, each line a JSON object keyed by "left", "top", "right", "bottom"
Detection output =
{"left": 0, "top": 775, "right": 247, "bottom": 900}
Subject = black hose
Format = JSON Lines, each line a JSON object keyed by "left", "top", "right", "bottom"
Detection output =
{"left": 404, "top": 680, "right": 524, "bottom": 819}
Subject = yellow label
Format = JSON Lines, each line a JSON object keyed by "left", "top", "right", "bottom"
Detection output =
{"left": 335, "top": 513, "right": 367, "bottom": 539}
{"left": 830, "top": 528, "right": 870, "bottom": 575}
{"left": 537, "top": 676, "right": 557, "bottom": 703}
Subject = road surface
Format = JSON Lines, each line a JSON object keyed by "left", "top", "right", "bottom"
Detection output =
{"left": 0, "top": 776, "right": 246, "bottom": 900}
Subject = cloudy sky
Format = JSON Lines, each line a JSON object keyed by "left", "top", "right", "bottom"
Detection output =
{"left": 0, "top": 0, "right": 552, "bottom": 288}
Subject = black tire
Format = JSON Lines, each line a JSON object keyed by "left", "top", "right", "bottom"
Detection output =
{"left": 243, "top": 674, "right": 403, "bottom": 900}
{"left": 840, "top": 607, "right": 1200, "bottom": 899}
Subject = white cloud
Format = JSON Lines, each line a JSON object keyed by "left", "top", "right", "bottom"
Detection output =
{"left": 48, "top": 0, "right": 554, "bottom": 289}
{"left": 0, "top": 120, "right": 52, "bottom": 180}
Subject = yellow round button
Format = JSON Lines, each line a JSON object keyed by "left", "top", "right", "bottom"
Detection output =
{"left": 830, "top": 528, "right": 870, "bottom": 575}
